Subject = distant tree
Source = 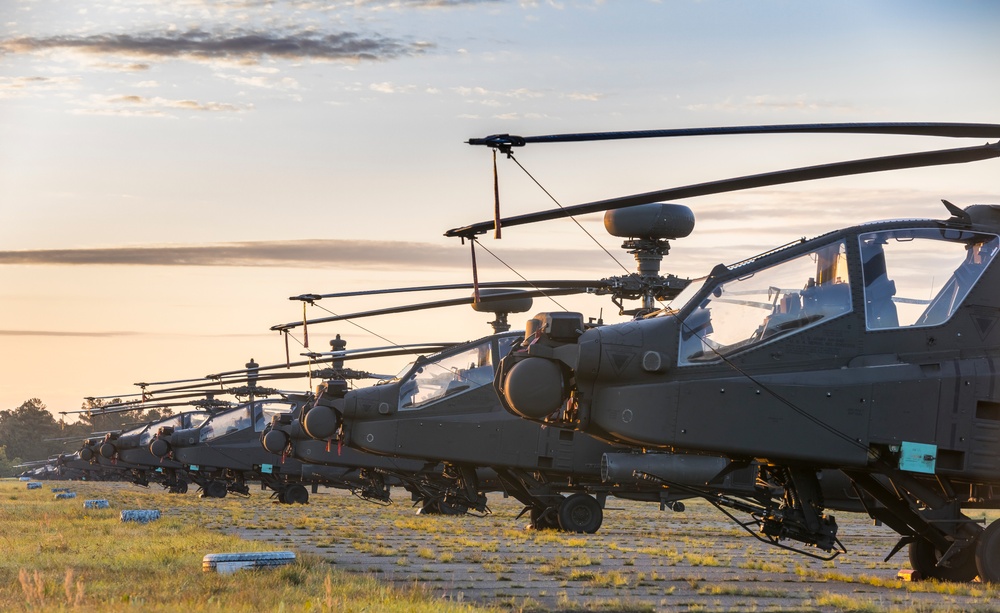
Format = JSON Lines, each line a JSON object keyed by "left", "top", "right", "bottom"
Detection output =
{"left": 0, "top": 444, "right": 23, "bottom": 477}
{"left": 0, "top": 398, "right": 67, "bottom": 462}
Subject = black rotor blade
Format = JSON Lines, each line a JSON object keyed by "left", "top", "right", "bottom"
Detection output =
{"left": 131, "top": 372, "right": 314, "bottom": 396}
{"left": 85, "top": 392, "right": 146, "bottom": 401}
{"left": 136, "top": 371, "right": 289, "bottom": 388}
{"left": 468, "top": 122, "right": 1000, "bottom": 149}
{"left": 291, "top": 279, "right": 610, "bottom": 301}
{"left": 272, "top": 288, "right": 586, "bottom": 331}
{"left": 445, "top": 141, "right": 1000, "bottom": 238}
{"left": 103, "top": 391, "right": 226, "bottom": 406}
{"left": 206, "top": 343, "right": 460, "bottom": 377}
{"left": 60, "top": 398, "right": 228, "bottom": 415}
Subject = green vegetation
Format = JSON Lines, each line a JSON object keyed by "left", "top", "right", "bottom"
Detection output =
{"left": 0, "top": 480, "right": 487, "bottom": 612}
{"left": 0, "top": 398, "right": 182, "bottom": 475}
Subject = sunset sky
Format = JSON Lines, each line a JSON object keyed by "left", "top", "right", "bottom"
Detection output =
{"left": 2, "top": 0, "right": 999, "bottom": 420}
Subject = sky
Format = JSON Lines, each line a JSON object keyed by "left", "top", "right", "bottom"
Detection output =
{"left": 2, "top": 0, "right": 999, "bottom": 420}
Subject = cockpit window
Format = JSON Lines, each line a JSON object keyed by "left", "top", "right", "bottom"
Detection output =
{"left": 139, "top": 416, "right": 181, "bottom": 447}
{"left": 255, "top": 401, "right": 296, "bottom": 432}
{"left": 199, "top": 407, "right": 251, "bottom": 442}
{"left": 679, "top": 240, "right": 851, "bottom": 364}
{"left": 186, "top": 412, "right": 210, "bottom": 430}
{"left": 860, "top": 229, "right": 998, "bottom": 330}
{"left": 399, "top": 338, "right": 498, "bottom": 410}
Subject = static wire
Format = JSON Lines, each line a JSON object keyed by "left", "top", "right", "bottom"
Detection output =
{"left": 469, "top": 237, "right": 570, "bottom": 312}
{"left": 503, "top": 152, "right": 632, "bottom": 276}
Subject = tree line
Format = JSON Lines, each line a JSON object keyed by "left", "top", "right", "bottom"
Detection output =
{"left": 0, "top": 398, "right": 173, "bottom": 477}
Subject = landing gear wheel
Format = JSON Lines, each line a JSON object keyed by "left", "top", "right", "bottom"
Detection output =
{"left": 530, "top": 506, "right": 561, "bottom": 530}
{"left": 169, "top": 481, "right": 188, "bottom": 495}
{"left": 415, "top": 498, "right": 439, "bottom": 515}
{"left": 202, "top": 480, "right": 228, "bottom": 499}
{"left": 436, "top": 498, "right": 467, "bottom": 515}
{"left": 417, "top": 497, "right": 464, "bottom": 515}
{"left": 557, "top": 493, "right": 603, "bottom": 534}
{"left": 283, "top": 484, "right": 309, "bottom": 505}
{"left": 908, "top": 537, "right": 979, "bottom": 582}
{"left": 975, "top": 520, "right": 1000, "bottom": 583}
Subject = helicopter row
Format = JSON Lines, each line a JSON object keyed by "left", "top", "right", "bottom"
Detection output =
{"left": 49, "top": 121, "right": 1000, "bottom": 583}
{"left": 441, "top": 121, "right": 1000, "bottom": 582}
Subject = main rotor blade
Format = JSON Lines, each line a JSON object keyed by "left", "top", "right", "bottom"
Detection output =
{"left": 136, "top": 370, "right": 294, "bottom": 388}
{"left": 291, "top": 279, "right": 610, "bottom": 301}
{"left": 130, "top": 372, "right": 314, "bottom": 396}
{"left": 272, "top": 288, "right": 586, "bottom": 331}
{"left": 60, "top": 397, "right": 230, "bottom": 415}
{"left": 468, "top": 122, "right": 1000, "bottom": 149}
{"left": 445, "top": 141, "right": 1000, "bottom": 238}
{"left": 206, "top": 343, "right": 460, "bottom": 377}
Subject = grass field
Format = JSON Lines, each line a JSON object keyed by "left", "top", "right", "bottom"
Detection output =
{"left": 0, "top": 479, "right": 489, "bottom": 612}
{"left": 4, "top": 478, "right": 999, "bottom": 612}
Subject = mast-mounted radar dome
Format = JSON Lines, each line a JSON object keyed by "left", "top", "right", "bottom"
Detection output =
{"left": 604, "top": 203, "right": 695, "bottom": 240}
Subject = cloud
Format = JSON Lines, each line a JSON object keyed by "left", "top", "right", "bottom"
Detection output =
{"left": 0, "top": 75, "right": 81, "bottom": 99}
{"left": 0, "top": 330, "right": 143, "bottom": 338}
{"left": 0, "top": 28, "right": 432, "bottom": 66}
{"left": 68, "top": 94, "right": 253, "bottom": 116}
{"left": 0, "top": 329, "right": 267, "bottom": 339}
{"left": 0, "top": 239, "right": 618, "bottom": 271}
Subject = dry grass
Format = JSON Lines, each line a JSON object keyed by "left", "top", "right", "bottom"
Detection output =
{"left": 0, "top": 479, "right": 488, "bottom": 613}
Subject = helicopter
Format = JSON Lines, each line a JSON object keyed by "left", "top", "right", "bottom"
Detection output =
{"left": 62, "top": 387, "right": 246, "bottom": 493}
{"left": 146, "top": 349, "right": 458, "bottom": 503}
{"left": 444, "top": 121, "right": 1000, "bottom": 581}
{"left": 258, "top": 335, "right": 509, "bottom": 513}
{"left": 268, "top": 254, "right": 791, "bottom": 531}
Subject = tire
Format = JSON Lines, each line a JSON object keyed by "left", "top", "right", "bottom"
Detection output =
{"left": 976, "top": 520, "right": 1000, "bottom": 583}
{"left": 203, "top": 480, "right": 228, "bottom": 499}
{"left": 557, "top": 493, "right": 603, "bottom": 534}
{"left": 909, "top": 537, "right": 979, "bottom": 582}
{"left": 283, "top": 484, "right": 309, "bottom": 505}
{"left": 437, "top": 497, "right": 467, "bottom": 516}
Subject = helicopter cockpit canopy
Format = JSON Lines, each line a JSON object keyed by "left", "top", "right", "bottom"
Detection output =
{"left": 860, "top": 228, "right": 998, "bottom": 330}
{"left": 398, "top": 333, "right": 520, "bottom": 411}
{"left": 139, "top": 412, "right": 209, "bottom": 447}
{"left": 678, "top": 239, "right": 852, "bottom": 364}
{"left": 675, "top": 225, "right": 1000, "bottom": 365}
{"left": 199, "top": 400, "right": 297, "bottom": 442}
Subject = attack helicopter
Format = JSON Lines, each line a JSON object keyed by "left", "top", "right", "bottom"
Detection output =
{"left": 64, "top": 384, "right": 248, "bottom": 492}
{"left": 445, "top": 121, "right": 1000, "bottom": 581}
{"left": 259, "top": 335, "right": 502, "bottom": 513}
{"left": 267, "top": 236, "right": 783, "bottom": 532}
{"left": 147, "top": 348, "right": 459, "bottom": 503}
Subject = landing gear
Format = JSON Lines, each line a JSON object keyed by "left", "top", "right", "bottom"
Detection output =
{"left": 529, "top": 506, "right": 561, "bottom": 530}
{"left": 908, "top": 537, "right": 979, "bottom": 582}
{"left": 201, "top": 480, "right": 228, "bottom": 498}
{"left": 976, "top": 520, "right": 1000, "bottom": 583}
{"left": 557, "top": 493, "right": 603, "bottom": 534}
{"left": 417, "top": 496, "right": 466, "bottom": 515}
{"left": 168, "top": 481, "right": 189, "bottom": 494}
{"left": 228, "top": 481, "right": 251, "bottom": 497}
{"left": 282, "top": 484, "right": 309, "bottom": 505}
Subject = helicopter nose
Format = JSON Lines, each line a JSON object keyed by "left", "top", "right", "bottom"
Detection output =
{"left": 302, "top": 405, "right": 340, "bottom": 440}
{"left": 149, "top": 438, "right": 171, "bottom": 458}
{"left": 262, "top": 429, "right": 289, "bottom": 454}
{"left": 501, "top": 356, "right": 566, "bottom": 420}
